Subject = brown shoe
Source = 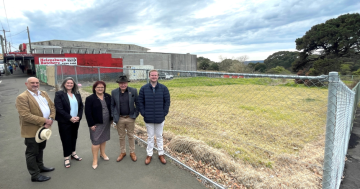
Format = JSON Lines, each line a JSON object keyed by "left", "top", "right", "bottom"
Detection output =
{"left": 130, "top": 153, "right": 137, "bottom": 162}
{"left": 158, "top": 155, "right": 166, "bottom": 164}
{"left": 116, "top": 153, "right": 126, "bottom": 162}
{"left": 145, "top": 156, "right": 152, "bottom": 165}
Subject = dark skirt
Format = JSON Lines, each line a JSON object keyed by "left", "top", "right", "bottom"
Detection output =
{"left": 89, "top": 99, "right": 110, "bottom": 145}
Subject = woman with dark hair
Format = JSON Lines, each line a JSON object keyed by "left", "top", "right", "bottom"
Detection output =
{"left": 54, "top": 77, "right": 84, "bottom": 168}
{"left": 85, "top": 81, "right": 112, "bottom": 169}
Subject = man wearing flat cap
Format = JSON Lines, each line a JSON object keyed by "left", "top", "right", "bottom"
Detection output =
{"left": 15, "top": 77, "right": 56, "bottom": 182}
{"left": 111, "top": 74, "right": 139, "bottom": 162}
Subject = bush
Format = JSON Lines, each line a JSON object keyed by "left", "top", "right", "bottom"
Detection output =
{"left": 266, "top": 66, "right": 291, "bottom": 74}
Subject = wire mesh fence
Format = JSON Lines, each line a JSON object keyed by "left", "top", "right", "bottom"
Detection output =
{"left": 322, "top": 72, "right": 359, "bottom": 189}
{"left": 49, "top": 65, "right": 360, "bottom": 188}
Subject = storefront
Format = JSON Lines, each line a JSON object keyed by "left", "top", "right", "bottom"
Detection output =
{"left": 4, "top": 52, "right": 35, "bottom": 74}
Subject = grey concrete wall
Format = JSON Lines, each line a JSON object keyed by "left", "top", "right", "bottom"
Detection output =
{"left": 111, "top": 53, "right": 196, "bottom": 71}
{"left": 112, "top": 53, "right": 171, "bottom": 70}
{"left": 171, "top": 53, "right": 197, "bottom": 71}
{"left": 31, "top": 40, "right": 149, "bottom": 52}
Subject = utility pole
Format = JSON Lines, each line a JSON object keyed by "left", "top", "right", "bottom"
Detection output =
{"left": 27, "top": 26, "right": 32, "bottom": 54}
{"left": 2, "top": 30, "right": 10, "bottom": 53}
{"left": 0, "top": 35, "right": 10, "bottom": 75}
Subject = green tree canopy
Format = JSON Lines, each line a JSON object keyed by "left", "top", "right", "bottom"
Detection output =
{"left": 197, "top": 56, "right": 211, "bottom": 70}
{"left": 264, "top": 51, "right": 299, "bottom": 70}
{"left": 292, "top": 13, "right": 360, "bottom": 74}
{"left": 209, "top": 63, "right": 219, "bottom": 71}
{"left": 254, "top": 63, "right": 267, "bottom": 73}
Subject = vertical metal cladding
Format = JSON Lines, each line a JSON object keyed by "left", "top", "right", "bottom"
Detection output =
{"left": 33, "top": 53, "right": 123, "bottom": 76}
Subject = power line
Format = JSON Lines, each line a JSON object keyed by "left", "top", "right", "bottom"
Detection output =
{"left": 12, "top": 29, "right": 27, "bottom": 36}
{"left": 11, "top": 44, "right": 18, "bottom": 51}
{"left": 2, "top": 0, "right": 13, "bottom": 45}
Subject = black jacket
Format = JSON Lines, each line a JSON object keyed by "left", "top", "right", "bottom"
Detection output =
{"left": 54, "top": 91, "right": 83, "bottom": 123}
{"left": 85, "top": 93, "right": 112, "bottom": 127}
{"left": 138, "top": 82, "right": 170, "bottom": 123}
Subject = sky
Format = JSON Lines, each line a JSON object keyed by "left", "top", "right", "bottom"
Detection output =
{"left": 0, "top": 0, "right": 359, "bottom": 61}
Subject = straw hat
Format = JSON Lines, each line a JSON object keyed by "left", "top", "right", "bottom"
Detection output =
{"left": 35, "top": 127, "right": 52, "bottom": 143}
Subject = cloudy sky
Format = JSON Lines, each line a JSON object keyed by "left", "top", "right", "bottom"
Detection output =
{"left": 1, "top": 0, "right": 359, "bottom": 61}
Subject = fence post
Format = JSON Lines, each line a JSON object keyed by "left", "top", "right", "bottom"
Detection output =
{"left": 74, "top": 65, "right": 78, "bottom": 84}
{"left": 54, "top": 64, "right": 58, "bottom": 91}
{"left": 98, "top": 67, "right": 101, "bottom": 81}
{"left": 146, "top": 70, "right": 149, "bottom": 83}
{"left": 61, "top": 65, "right": 64, "bottom": 81}
{"left": 322, "top": 72, "right": 339, "bottom": 189}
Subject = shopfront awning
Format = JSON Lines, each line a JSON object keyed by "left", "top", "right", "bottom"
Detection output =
{"left": 4, "top": 53, "right": 34, "bottom": 63}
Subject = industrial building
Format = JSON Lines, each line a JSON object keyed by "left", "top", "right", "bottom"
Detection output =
{"left": 29, "top": 40, "right": 197, "bottom": 71}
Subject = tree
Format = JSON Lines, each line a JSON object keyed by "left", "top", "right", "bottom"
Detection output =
{"left": 264, "top": 51, "right": 299, "bottom": 70}
{"left": 254, "top": 63, "right": 267, "bottom": 73}
{"left": 219, "top": 59, "right": 234, "bottom": 71}
{"left": 199, "top": 61, "right": 210, "bottom": 70}
{"left": 353, "top": 68, "right": 360, "bottom": 75}
{"left": 197, "top": 56, "right": 211, "bottom": 70}
{"left": 307, "top": 58, "right": 339, "bottom": 76}
{"left": 218, "top": 55, "right": 249, "bottom": 72}
{"left": 229, "top": 60, "right": 252, "bottom": 73}
{"left": 209, "top": 63, "right": 219, "bottom": 71}
{"left": 266, "top": 66, "right": 291, "bottom": 74}
{"left": 292, "top": 13, "right": 360, "bottom": 75}
{"left": 340, "top": 63, "right": 351, "bottom": 75}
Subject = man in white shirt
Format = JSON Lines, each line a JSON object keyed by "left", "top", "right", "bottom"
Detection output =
{"left": 15, "top": 77, "right": 56, "bottom": 182}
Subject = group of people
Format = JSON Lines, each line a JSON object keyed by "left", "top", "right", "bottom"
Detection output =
{"left": 15, "top": 69, "right": 171, "bottom": 182}
{"left": 4, "top": 63, "right": 25, "bottom": 74}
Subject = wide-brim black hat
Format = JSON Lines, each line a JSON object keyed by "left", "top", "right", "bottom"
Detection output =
{"left": 116, "top": 75, "right": 130, "bottom": 83}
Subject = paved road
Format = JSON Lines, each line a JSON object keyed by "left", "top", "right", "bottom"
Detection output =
{"left": 0, "top": 70, "right": 206, "bottom": 189}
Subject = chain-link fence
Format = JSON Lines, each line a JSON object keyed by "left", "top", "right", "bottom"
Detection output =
{"left": 47, "top": 65, "right": 359, "bottom": 188}
{"left": 322, "top": 72, "right": 360, "bottom": 189}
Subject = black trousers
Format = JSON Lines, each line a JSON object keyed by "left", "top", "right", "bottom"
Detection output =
{"left": 24, "top": 138, "right": 46, "bottom": 179}
{"left": 58, "top": 121, "right": 80, "bottom": 157}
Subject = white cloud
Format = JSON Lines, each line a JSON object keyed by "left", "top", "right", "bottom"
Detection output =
{"left": 0, "top": 0, "right": 96, "bottom": 19}
{"left": 1, "top": 0, "right": 359, "bottom": 61}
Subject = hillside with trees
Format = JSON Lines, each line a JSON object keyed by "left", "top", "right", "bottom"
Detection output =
{"left": 197, "top": 13, "right": 360, "bottom": 76}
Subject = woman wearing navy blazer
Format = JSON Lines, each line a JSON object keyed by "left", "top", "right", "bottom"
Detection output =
{"left": 54, "top": 77, "right": 84, "bottom": 168}
{"left": 85, "top": 81, "right": 112, "bottom": 169}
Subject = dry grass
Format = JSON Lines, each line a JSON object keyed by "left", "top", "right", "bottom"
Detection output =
{"left": 133, "top": 125, "right": 324, "bottom": 188}
{"left": 81, "top": 77, "right": 328, "bottom": 188}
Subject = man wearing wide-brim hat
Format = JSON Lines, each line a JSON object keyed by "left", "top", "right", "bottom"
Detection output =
{"left": 111, "top": 74, "right": 139, "bottom": 162}
{"left": 15, "top": 77, "right": 56, "bottom": 182}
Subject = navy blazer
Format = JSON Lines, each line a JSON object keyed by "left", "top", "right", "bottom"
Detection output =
{"left": 54, "top": 91, "right": 83, "bottom": 123}
{"left": 138, "top": 82, "right": 170, "bottom": 123}
{"left": 85, "top": 93, "right": 112, "bottom": 127}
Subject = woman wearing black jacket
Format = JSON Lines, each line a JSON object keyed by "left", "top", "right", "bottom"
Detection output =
{"left": 85, "top": 81, "right": 112, "bottom": 169}
{"left": 54, "top": 77, "right": 84, "bottom": 168}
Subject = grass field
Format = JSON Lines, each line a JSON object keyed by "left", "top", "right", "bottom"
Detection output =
{"left": 83, "top": 77, "right": 328, "bottom": 167}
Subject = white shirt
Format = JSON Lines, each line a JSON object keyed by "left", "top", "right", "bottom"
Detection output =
{"left": 27, "top": 89, "right": 51, "bottom": 119}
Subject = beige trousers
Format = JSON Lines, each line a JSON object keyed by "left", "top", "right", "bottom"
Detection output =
{"left": 116, "top": 117, "right": 135, "bottom": 153}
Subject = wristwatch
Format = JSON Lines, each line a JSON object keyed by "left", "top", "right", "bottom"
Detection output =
{"left": 48, "top": 118, "right": 54, "bottom": 121}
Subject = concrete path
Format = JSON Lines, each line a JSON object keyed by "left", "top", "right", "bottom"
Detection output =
{"left": 340, "top": 110, "right": 360, "bottom": 189}
{"left": 0, "top": 69, "right": 206, "bottom": 189}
